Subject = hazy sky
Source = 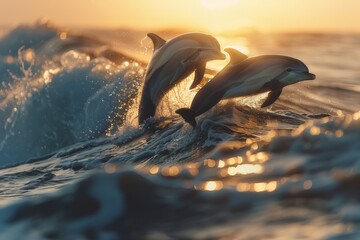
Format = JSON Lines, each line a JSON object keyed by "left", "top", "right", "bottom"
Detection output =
{"left": 1, "top": 0, "right": 360, "bottom": 33}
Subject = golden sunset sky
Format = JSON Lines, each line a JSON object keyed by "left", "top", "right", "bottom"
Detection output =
{"left": 1, "top": 0, "right": 359, "bottom": 33}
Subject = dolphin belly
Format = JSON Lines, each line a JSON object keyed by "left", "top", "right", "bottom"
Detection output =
{"left": 222, "top": 75, "right": 272, "bottom": 99}
{"left": 149, "top": 58, "right": 195, "bottom": 104}
{"left": 138, "top": 83, "right": 157, "bottom": 124}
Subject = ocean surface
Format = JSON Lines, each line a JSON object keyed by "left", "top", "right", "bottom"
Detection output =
{"left": 0, "top": 21, "right": 360, "bottom": 239}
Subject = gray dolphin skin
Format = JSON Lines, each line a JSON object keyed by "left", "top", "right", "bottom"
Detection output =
{"left": 138, "top": 32, "right": 226, "bottom": 124}
{"left": 176, "top": 48, "right": 316, "bottom": 127}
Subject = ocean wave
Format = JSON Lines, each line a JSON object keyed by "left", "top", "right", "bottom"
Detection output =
{"left": 1, "top": 23, "right": 360, "bottom": 239}
{"left": 0, "top": 45, "right": 143, "bottom": 166}
{"left": 1, "top": 23, "right": 360, "bottom": 168}
{"left": 0, "top": 113, "right": 359, "bottom": 239}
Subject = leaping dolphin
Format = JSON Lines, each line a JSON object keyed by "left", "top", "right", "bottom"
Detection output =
{"left": 138, "top": 33, "right": 226, "bottom": 124}
{"left": 176, "top": 48, "right": 316, "bottom": 127}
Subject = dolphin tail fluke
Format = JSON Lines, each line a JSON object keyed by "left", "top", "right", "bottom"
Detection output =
{"left": 175, "top": 108, "right": 197, "bottom": 127}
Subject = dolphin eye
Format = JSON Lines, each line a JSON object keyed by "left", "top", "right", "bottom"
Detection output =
{"left": 286, "top": 68, "right": 292, "bottom": 72}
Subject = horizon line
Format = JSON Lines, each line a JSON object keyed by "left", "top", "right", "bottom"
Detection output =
{"left": 1, "top": 21, "right": 360, "bottom": 36}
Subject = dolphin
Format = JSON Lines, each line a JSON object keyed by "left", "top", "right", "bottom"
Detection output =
{"left": 176, "top": 48, "right": 316, "bottom": 127}
{"left": 138, "top": 32, "right": 226, "bottom": 124}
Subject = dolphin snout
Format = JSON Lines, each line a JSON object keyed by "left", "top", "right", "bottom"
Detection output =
{"left": 218, "top": 52, "right": 226, "bottom": 60}
{"left": 294, "top": 70, "right": 316, "bottom": 81}
{"left": 307, "top": 72, "right": 316, "bottom": 80}
{"left": 206, "top": 49, "right": 226, "bottom": 60}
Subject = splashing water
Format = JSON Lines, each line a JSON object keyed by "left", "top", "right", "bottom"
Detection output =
{"left": 0, "top": 23, "right": 360, "bottom": 240}
{"left": 0, "top": 35, "right": 144, "bottom": 164}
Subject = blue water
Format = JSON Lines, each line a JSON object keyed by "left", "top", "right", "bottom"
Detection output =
{"left": 0, "top": 22, "right": 360, "bottom": 239}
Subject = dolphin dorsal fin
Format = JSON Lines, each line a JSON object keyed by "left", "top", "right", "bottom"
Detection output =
{"left": 147, "top": 33, "right": 166, "bottom": 52}
{"left": 224, "top": 48, "right": 248, "bottom": 64}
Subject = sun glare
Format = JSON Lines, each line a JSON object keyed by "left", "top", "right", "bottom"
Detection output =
{"left": 1, "top": 0, "right": 360, "bottom": 33}
{"left": 201, "top": 0, "right": 240, "bottom": 9}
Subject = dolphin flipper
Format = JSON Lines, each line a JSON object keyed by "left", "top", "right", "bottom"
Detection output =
{"left": 190, "top": 63, "right": 206, "bottom": 89}
{"left": 176, "top": 108, "right": 197, "bottom": 127}
{"left": 147, "top": 33, "right": 166, "bottom": 52}
{"left": 261, "top": 88, "right": 283, "bottom": 108}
